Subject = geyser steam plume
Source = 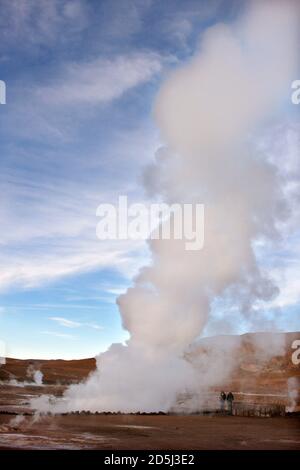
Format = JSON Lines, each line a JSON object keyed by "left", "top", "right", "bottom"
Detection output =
{"left": 33, "top": 0, "right": 299, "bottom": 413}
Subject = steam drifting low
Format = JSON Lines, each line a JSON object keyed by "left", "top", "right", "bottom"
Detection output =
{"left": 32, "top": 0, "right": 300, "bottom": 414}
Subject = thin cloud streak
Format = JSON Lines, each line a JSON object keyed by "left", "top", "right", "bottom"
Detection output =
{"left": 36, "top": 53, "right": 163, "bottom": 106}
{"left": 41, "top": 331, "right": 76, "bottom": 339}
{"left": 49, "top": 317, "right": 81, "bottom": 328}
{"left": 49, "top": 316, "right": 103, "bottom": 330}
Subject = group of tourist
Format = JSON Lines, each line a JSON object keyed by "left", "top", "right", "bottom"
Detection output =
{"left": 219, "top": 391, "right": 234, "bottom": 414}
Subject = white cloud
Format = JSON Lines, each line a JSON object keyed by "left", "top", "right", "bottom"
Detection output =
{"left": 0, "top": 238, "right": 147, "bottom": 292}
{"left": 106, "top": 287, "right": 129, "bottom": 296}
{"left": 260, "top": 258, "right": 300, "bottom": 310}
{"left": 49, "top": 316, "right": 103, "bottom": 331}
{"left": 0, "top": 0, "right": 89, "bottom": 47}
{"left": 36, "top": 53, "right": 162, "bottom": 106}
{"left": 0, "top": 121, "right": 156, "bottom": 292}
{"left": 49, "top": 317, "right": 81, "bottom": 328}
{"left": 158, "top": 0, "right": 222, "bottom": 49}
{"left": 12, "top": 303, "right": 99, "bottom": 310}
{"left": 41, "top": 331, "right": 76, "bottom": 339}
{"left": 85, "top": 323, "right": 103, "bottom": 331}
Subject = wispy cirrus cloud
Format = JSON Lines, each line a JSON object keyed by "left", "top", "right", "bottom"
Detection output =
{"left": 49, "top": 316, "right": 103, "bottom": 330}
{"left": 0, "top": 0, "right": 89, "bottom": 49}
{"left": 0, "top": 117, "right": 156, "bottom": 292}
{"left": 41, "top": 330, "right": 76, "bottom": 339}
{"left": 35, "top": 53, "right": 163, "bottom": 106}
{"left": 84, "top": 323, "right": 103, "bottom": 331}
{"left": 49, "top": 317, "right": 81, "bottom": 328}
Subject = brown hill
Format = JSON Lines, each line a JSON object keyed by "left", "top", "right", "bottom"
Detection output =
{"left": 0, "top": 357, "right": 96, "bottom": 384}
{"left": 188, "top": 331, "right": 300, "bottom": 392}
{"left": 1, "top": 332, "right": 299, "bottom": 398}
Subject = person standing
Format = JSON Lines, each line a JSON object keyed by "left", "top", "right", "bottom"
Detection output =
{"left": 227, "top": 392, "right": 234, "bottom": 415}
{"left": 219, "top": 391, "right": 226, "bottom": 412}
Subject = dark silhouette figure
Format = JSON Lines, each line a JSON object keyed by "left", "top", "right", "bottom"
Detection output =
{"left": 227, "top": 392, "right": 234, "bottom": 414}
{"left": 219, "top": 391, "right": 226, "bottom": 412}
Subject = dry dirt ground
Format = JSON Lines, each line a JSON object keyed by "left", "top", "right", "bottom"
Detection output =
{"left": 0, "top": 412, "right": 299, "bottom": 450}
{"left": 0, "top": 332, "right": 299, "bottom": 450}
{"left": 0, "top": 382, "right": 299, "bottom": 450}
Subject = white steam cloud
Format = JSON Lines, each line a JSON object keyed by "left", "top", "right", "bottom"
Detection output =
{"left": 32, "top": 0, "right": 299, "bottom": 414}
{"left": 286, "top": 377, "right": 299, "bottom": 412}
{"left": 27, "top": 365, "right": 44, "bottom": 386}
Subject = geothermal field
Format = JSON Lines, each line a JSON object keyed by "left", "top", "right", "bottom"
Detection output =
{"left": 0, "top": 332, "right": 299, "bottom": 450}
{"left": 1, "top": 0, "right": 300, "bottom": 456}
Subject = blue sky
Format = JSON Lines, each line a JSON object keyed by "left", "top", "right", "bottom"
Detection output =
{"left": 0, "top": 0, "right": 299, "bottom": 359}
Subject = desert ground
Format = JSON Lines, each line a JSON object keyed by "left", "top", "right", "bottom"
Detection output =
{"left": 0, "top": 332, "right": 299, "bottom": 450}
{"left": 0, "top": 411, "right": 299, "bottom": 450}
